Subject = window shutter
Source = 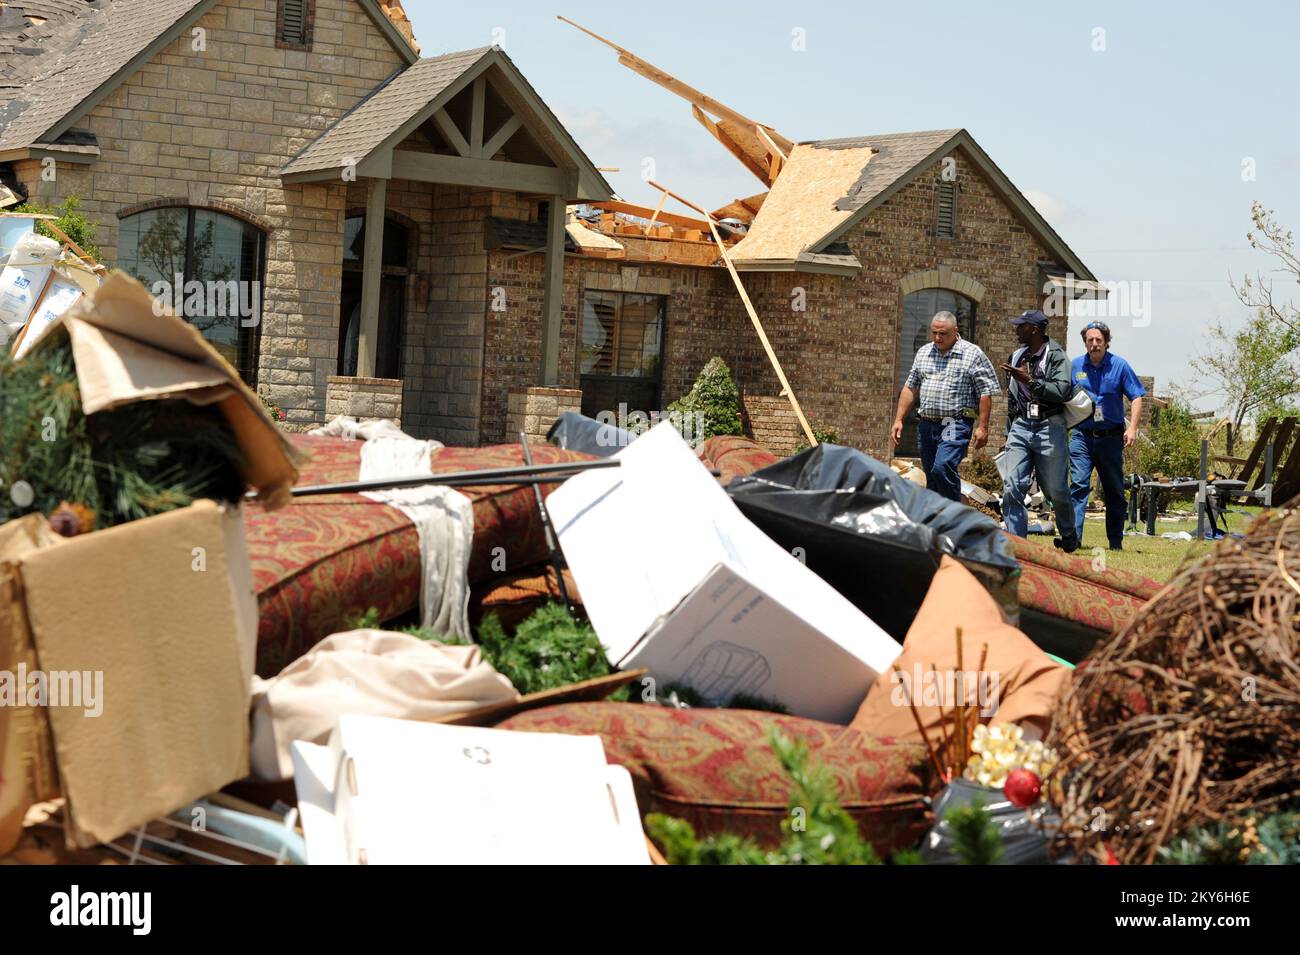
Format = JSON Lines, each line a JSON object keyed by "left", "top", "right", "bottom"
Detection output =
{"left": 936, "top": 180, "right": 957, "bottom": 239}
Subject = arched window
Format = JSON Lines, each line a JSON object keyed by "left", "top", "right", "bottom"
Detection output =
{"left": 118, "top": 207, "right": 267, "bottom": 385}
{"left": 897, "top": 287, "right": 977, "bottom": 455}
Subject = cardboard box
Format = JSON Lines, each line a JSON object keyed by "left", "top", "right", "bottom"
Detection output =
{"left": 545, "top": 423, "right": 902, "bottom": 724}
{"left": 9, "top": 262, "right": 99, "bottom": 360}
{"left": 0, "top": 272, "right": 299, "bottom": 852}
{"left": 0, "top": 232, "right": 60, "bottom": 342}
{"left": 290, "top": 714, "right": 648, "bottom": 864}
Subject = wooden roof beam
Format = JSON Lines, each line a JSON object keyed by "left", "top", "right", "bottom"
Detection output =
{"left": 559, "top": 16, "right": 795, "bottom": 154}
{"left": 587, "top": 199, "right": 715, "bottom": 233}
{"left": 690, "top": 105, "right": 774, "bottom": 187}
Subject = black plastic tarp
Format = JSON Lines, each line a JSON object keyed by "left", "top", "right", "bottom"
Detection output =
{"left": 726, "top": 444, "right": 1018, "bottom": 640}
{"left": 546, "top": 411, "right": 632, "bottom": 458}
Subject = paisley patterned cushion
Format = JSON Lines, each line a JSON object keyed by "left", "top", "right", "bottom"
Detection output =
{"left": 500, "top": 702, "right": 934, "bottom": 855}
{"left": 696, "top": 435, "right": 780, "bottom": 485}
{"left": 1006, "top": 534, "right": 1160, "bottom": 637}
{"left": 245, "top": 436, "right": 594, "bottom": 676}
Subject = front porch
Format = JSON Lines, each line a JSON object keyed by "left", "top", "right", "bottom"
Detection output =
{"left": 276, "top": 46, "right": 611, "bottom": 443}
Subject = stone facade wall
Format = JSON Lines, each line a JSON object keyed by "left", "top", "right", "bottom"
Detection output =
{"left": 11, "top": 0, "right": 410, "bottom": 429}
{"left": 325, "top": 375, "right": 402, "bottom": 424}
{"left": 506, "top": 386, "right": 582, "bottom": 445}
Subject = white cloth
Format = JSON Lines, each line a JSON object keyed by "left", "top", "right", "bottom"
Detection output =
{"left": 249, "top": 630, "right": 517, "bottom": 780}
{"left": 310, "top": 415, "right": 474, "bottom": 639}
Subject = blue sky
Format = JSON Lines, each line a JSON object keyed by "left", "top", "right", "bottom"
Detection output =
{"left": 403, "top": 0, "right": 1300, "bottom": 409}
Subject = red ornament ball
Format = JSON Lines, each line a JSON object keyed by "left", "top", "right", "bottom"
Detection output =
{"left": 1004, "top": 768, "right": 1042, "bottom": 808}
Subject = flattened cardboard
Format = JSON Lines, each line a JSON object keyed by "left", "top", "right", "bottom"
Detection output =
{"left": 19, "top": 501, "right": 250, "bottom": 846}
{"left": 52, "top": 272, "right": 300, "bottom": 507}
{"left": 0, "top": 516, "right": 63, "bottom": 855}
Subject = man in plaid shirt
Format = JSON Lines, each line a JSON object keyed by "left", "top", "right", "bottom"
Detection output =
{"left": 891, "top": 311, "right": 998, "bottom": 500}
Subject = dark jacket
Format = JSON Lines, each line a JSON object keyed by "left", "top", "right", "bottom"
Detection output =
{"left": 1006, "top": 338, "right": 1072, "bottom": 422}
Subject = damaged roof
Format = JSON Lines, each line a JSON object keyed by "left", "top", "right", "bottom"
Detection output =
{"left": 728, "top": 128, "right": 1096, "bottom": 281}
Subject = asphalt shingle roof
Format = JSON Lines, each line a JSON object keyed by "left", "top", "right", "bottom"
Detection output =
{"left": 0, "top": 0, "right": 205, "bottom": 151}
{"left": 281, "top": 46, "right": 493, "bottom": 176}
{"left": 810, "top": 129, "right": 960, "bottom": 212}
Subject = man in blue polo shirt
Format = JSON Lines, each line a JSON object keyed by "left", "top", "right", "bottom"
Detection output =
{"left": 1069, "top": 321, "right": 1146, "bottom": 551}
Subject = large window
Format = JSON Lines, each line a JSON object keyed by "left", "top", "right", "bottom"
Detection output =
{"left": 897, "top": 287, "right": 977, "bottom": 455}
{"left": 118, "top": 207, "right": 266, "bottom": 384}
{"left": 579, "top": 290, "right": 665, "bottom": 419}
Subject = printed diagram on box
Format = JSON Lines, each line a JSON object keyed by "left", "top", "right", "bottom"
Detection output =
{"left": 680, "top": 641, "right": 771, "bottom": 704}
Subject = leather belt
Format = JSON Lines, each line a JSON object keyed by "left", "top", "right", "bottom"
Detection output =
{"left": 918, "top": 410, "right": 971, "bottom": 423}
{"left": 1080, "top": 426, "right": 1123, "bottom": 438}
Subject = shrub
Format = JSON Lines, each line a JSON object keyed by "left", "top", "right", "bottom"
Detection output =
{"left": 1136, "top": 399, "right": 1203, "bottom": 478}
{"left": 667, "top": 357, "right": 743, "bottom": 442}
{"left": 794, "top": 423, "right": 841, "bottom": 454}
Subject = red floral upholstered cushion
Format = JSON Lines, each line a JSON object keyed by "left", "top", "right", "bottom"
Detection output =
{"left": 696, "top": 435, "right": 779, "bottom": 486}
{"left": 500, "top": 702, "right": 934, "bottom": 855}
{"left": 1004, "top": 534, "right": 1160, "bottom": 661}
{"left": 246, "top": 437, "right": 595, "bottom": 676}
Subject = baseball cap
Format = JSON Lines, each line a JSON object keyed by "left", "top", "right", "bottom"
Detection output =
{"left": 1011, "top": 309, "right": 1048, "bottom": 326}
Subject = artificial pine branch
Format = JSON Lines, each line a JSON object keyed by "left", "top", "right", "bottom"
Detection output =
{"left": 0, "top": 336, "right": 246, "bottom": 528}
{"left": 946, "top": 801, "right": 1004, "bottom": 865}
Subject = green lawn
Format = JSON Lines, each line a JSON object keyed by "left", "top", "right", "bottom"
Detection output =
{"left": 1067, "top": 503, "right": 1264, "bottom": 583}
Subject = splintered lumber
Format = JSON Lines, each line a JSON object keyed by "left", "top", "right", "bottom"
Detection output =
{"left": 558, "top": 16, "right": 795, "bottom": 155}
{"left": 647, "top": 179, "right": 818, "bottom": 447}
{"left": 588, "top": 199, "right": 715, "bottom": 233}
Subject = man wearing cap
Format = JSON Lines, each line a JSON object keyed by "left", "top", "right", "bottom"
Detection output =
{"left": 1069, "top": 321, "right": 1145, "bottom": 551}
{"left": 891, "top": 310, "right": 999, "bottom": 501}
{"left": 1000, "top": 310, "right": 1079, "bottom": 552}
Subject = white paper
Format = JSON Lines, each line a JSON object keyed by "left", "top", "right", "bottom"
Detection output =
{"left": 291, "top": 714, "right": 648, "bottom": 865}
{"left": 12, "top": 273, "right": 83, "bottom": 358}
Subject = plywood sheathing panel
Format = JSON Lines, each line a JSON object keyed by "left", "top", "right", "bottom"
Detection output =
{"left": 726, "top": 141, "right": 876, "bottom": 263}
{"left": 566, "top": 218, "right": 625, "bottom": 254}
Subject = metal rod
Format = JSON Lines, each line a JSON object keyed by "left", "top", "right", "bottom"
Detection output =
{"left": 520, "top": 432, "right": 574, "bottom": 613}
{"left": 270, "top": 458, "right": 622, "bottom": 498}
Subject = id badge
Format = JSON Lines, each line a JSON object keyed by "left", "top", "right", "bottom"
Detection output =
{"left": 1093, "top": 402, "right": 1105, "bottom": 423}
{"left": 1028, "top": 402, "right": 1040, "bottom": 420}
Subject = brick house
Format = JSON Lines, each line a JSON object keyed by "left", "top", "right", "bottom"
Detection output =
{"left": 1, "top": 1, "right": 1102, "bottom": 461}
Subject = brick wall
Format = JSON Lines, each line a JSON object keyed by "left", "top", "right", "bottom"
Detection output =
{"left": 723, "top": 147, "right": 1067, "bottom": 460}
{"left": 742, "top": 395, "right": 803, "bottom": 456}
{"left": 12, "top": 0, "right": 410, "bottom": 430}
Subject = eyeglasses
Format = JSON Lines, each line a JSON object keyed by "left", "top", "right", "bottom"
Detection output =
{"left": 1083, "top": 321, "right": 1110, "bottom": 333}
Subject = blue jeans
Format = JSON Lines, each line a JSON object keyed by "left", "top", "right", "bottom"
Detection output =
{"left": 1070, "top": 429, "right": 1127, "bottom": 546}
{"left": 1001, "top": 417, "right": 1077, "bottom": 543}
{"left": 917, "top": 417, "right": 971, "bottom": 501}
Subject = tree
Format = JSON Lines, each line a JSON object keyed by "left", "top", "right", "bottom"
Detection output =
{"left": 1188, "top": 310, "right": 1300, "bottom": 433}
{"left": 1232, "top": 203, "right": 1299, "bottom": 334}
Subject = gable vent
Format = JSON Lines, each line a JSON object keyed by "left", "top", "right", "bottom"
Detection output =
{"left": 936, "top": 180, "right": 956, "bottom": 239}
{"left": 278, "top": 0, "right": 312, "bottom": 49}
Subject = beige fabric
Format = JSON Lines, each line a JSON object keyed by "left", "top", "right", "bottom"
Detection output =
{"left": 852, "top": 556, "right": 1069, "bottom": 745}
{"left": 249, "top": 630, "right": 517, "bottom": 780}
